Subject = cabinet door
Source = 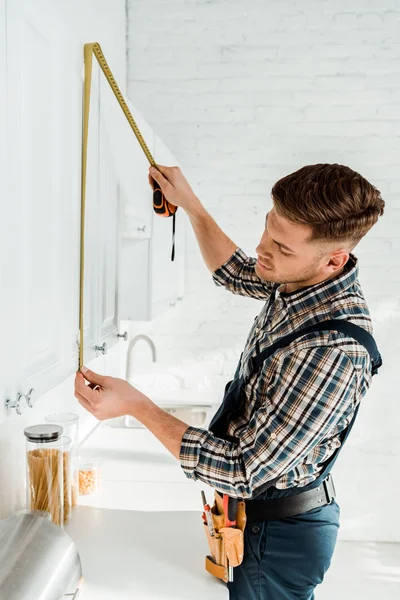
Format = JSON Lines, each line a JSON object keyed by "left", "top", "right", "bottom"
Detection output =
{"left": 112, "top": 99, "right": 156, "bottom": 321}
{"left": 80, "top": 56, "right": 101, "bottom": 365}
{"left": 149, "top": 134, "right": 186, "bottom": 318}
{"left": 96, "top": 104, "right": 120, "bottom": 352}
{"left": 121, "top": 104, "right": 155, "bottom": 239}
{"left": 6, "top": 0, "right": 73, "bottom": 397}
{"left": 100, "top": 87, "right": 154, "bottom": 240}
{"left": 119, "top": 238, "right": 151, "bottom": 321}
{"left": 57, "top": 37, "right": 89, "bottom": 374}
{"left": 0, "top": 0, "right": 15, "bottom": 419}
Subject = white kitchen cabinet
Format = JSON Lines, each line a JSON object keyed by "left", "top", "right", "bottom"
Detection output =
{"left": 100, "top": 86, "right": 155, "bottom": 240}
{"left": 80, "top": 58, "right": 101, "bottom": 365}
{"left": 118, "top": 237, "right": 151, "bottom": 321}
{"left": 118, "top": 131, "right": 186, "bottom": 321}
{"left": 1, "top": 0, "right": 184, "bottom": 417}
{"left": 2, "top": 0, "right": 122, "bottom": 412}
{"left": 0, "top": 0, "right": 14, "bottom": 419}
{"left": 97, "top": 107, "right": 120, "bottom": 353}
{"left": 77, "top": 61, "right": 121, "bottom": 365}
{"left": 120, "top": 107, "right": 155, "bottom": 240}
{"left": 149, "top": 133, "right": 185, "bottom": 317}
{"left": 4, "top": 0, "right": 76, "bottom": 407}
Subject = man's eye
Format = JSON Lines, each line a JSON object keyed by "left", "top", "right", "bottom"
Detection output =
{"left": 278, "top": 246, "right": 291, "bottom": 256}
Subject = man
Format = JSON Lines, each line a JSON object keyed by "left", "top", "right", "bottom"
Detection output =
{"left": 75, "top": 163, "right": 384, "bottom": 599}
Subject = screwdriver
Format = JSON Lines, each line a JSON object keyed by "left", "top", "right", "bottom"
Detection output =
{"left": 223, "top": 494, "right": 238, "bottom": 582}
{"left": 201, "top": 491, "right": 215, "bottom": 537}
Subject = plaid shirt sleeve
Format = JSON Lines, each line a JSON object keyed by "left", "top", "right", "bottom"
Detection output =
{"left": 179, "top": 345, "right": 358, "bottom": 499}
{"left": 212, "top": 247, "right": 275, "bottom": 300}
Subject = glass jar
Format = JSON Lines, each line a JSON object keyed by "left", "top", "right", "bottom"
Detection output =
{"left": 78, "top": 457, "right": 103, "bottom": 495}
{"left": 44, "top": 413, "right": 79, "bottom": 509}
{"left": 24, "top": 424, "right": 64, "bottom": 528}
{"left": 61, "top": 435, "right": 72, "bottom": 524}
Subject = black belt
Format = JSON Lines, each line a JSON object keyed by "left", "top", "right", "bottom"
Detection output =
{"left": 244, "top": 474, "right": 336, "bottom": 523}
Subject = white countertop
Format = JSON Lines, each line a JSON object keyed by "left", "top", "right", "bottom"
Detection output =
{"left": 65, "top": 421, "right": 225, "bottom": 599}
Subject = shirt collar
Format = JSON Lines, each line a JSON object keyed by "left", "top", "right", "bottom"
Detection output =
{"left": 276, "top": 254, "right": 359, "bottom": 308}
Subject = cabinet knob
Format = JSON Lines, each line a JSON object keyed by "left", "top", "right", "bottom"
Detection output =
{"left": 26, "top": 388, "right": 36, "bottom": 408}
{"left": 117, "top": 331, "right": 128, "bottom": 341}
{"left": 94, "top": 342, "right": 107, "bottom": 355}
{"left": 5, "top": 393, "right": 28, "bottom": 416}
{"left": 137, "top": 225, "right": 146, "bottom": 232}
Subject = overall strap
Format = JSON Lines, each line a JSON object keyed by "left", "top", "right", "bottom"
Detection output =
{"left": 246, "top": 319, "right": 382, "bottom": 497}
{"left": 313, "top": 401, "right": 360, "bottom": 485}
{"left": 246, "top": 319, "right": 382, "bottom": 381}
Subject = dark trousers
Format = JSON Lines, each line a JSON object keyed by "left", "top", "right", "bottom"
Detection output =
{"left": 227, "top": 500, "right": 340, "bottom": 600}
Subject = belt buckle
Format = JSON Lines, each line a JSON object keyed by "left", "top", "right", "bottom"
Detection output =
{"left": 322, "top": 474, "right": 336, "bottom": 504}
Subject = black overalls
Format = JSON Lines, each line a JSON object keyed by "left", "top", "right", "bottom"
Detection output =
{"left": 207, "top": 319, "right": 382, "bottom": 600}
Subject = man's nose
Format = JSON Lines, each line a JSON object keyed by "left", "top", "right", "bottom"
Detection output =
{"left": 256, "top": 236, "right": 273, "bottom": 257}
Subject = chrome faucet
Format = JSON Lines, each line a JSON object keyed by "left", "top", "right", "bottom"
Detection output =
{"left": 125, "top": 334, "right": 157, "bottom": 381}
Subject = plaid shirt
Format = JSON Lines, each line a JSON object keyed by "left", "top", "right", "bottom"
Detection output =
{"left": 179, "top": 248, "right": 374, "bottom": 498}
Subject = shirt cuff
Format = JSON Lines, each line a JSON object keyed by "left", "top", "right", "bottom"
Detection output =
{"left": 212, "top": 247, "right": 247, "bottom": 287}
{"left": 179, "top": 425, "right": 210, "bottom": 480}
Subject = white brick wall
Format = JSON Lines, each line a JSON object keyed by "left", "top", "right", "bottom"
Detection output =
{"left": 127, "top": 0, "right": 400, "bottom": 542}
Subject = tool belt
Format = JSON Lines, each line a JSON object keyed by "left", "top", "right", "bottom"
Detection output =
{"left": 245, "top": 474, "right": 336, "bottom": 523}
{"left": 203, "top": 476, "right": 336, "bottom": 583}
{"left": 202, "top": 491, "right": 246, "bottom": 584}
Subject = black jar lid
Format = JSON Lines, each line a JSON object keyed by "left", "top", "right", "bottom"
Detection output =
{"left": 24, "top": 424, "right": 63, "bottom": 443}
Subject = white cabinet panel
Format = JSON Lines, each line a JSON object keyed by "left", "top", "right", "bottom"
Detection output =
{"left": 3, "top": 0, "right": 124, "bottom": 406}
{"left": 100, "top": 84, "right": 154, "bottom": 239}
{"left": 57, "top": 45, "right": 87, "bottom": 374}
{"left": 119, "top": 239, "right": 150, "bottom": 321}
{"left": 149, "top": 134, "right": 185, "bottom": 318}
{"left": 82, "top": 62, "right": 101, "bottom": 364}
{"left": 0, "top": 0, "right": 14, "bottom": 420}
{"left": 97, "top": 109, "right": 120, "bottom": 351}
{"left": 120, "top": 105, "right": 155, "bottom": 238}
{"left": 6, "top": 0, "right": 68, "bottom": 397}
{"left": 118, "top": 129, "right": 186, "bottom": 322}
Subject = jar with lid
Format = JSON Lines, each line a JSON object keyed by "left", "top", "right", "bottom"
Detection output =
{"left": 44, "top": 413, "right": 80, "bottom": 510}
{"left": 24, "top": 424, "right": 64, "bottom": 528}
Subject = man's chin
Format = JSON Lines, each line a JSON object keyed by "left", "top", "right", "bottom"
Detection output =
{"left": 255, "top": 262, "right": 277, "bottom": 281}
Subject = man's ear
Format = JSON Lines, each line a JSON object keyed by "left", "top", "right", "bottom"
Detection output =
{"left": 328, "top": 251, "right": 349, "bottom": 272}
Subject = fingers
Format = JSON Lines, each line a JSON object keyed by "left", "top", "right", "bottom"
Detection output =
{"left": 75, "top": 372, "right": 98, "bottom": 403}
{"left": 149, "top": 165, "right": 172, "bottom": 188}
{"left": 149, "top": 167, "right": 164, "bottom": 183}
{"left": 75, "top": 389, "right": 95, "bottom": 415}
{"left": 80, "top": 366, "right": 106, "bottom": 387}
{"left": 155, "top": 164, "right": 175, "bottom": 175}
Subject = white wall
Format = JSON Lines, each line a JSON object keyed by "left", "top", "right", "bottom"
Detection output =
{"left": 127, "top": 0, "right": 400, "bottom": 542}
{"left": 0, "top": 0, "right": 127, "bottom": 520}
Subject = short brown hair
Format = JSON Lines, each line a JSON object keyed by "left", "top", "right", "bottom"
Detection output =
{"left": 271, "top": 163, "right": 385, "bottom": 245}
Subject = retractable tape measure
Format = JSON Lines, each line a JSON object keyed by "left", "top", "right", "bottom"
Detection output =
{"left": 79, "top": 42, "right": 177, "bottom": 369}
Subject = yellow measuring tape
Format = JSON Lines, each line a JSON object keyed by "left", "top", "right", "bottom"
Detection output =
{"left": 79, "top": 42, "right": 176, "bottom": 369}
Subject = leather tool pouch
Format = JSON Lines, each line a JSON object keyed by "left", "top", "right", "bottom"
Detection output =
{"left": 203, "top": 491, "right": 246, "bottom": 583}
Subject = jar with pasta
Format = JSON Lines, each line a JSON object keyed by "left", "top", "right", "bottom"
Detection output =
{"left": 60, "top": 435, "right": 73, "bottom": 524}
{"left": 44, "top": 413, "right": 79, "bottom": 509}
{"left": 24, "top": 424, "right": 64, "bottom": 528}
